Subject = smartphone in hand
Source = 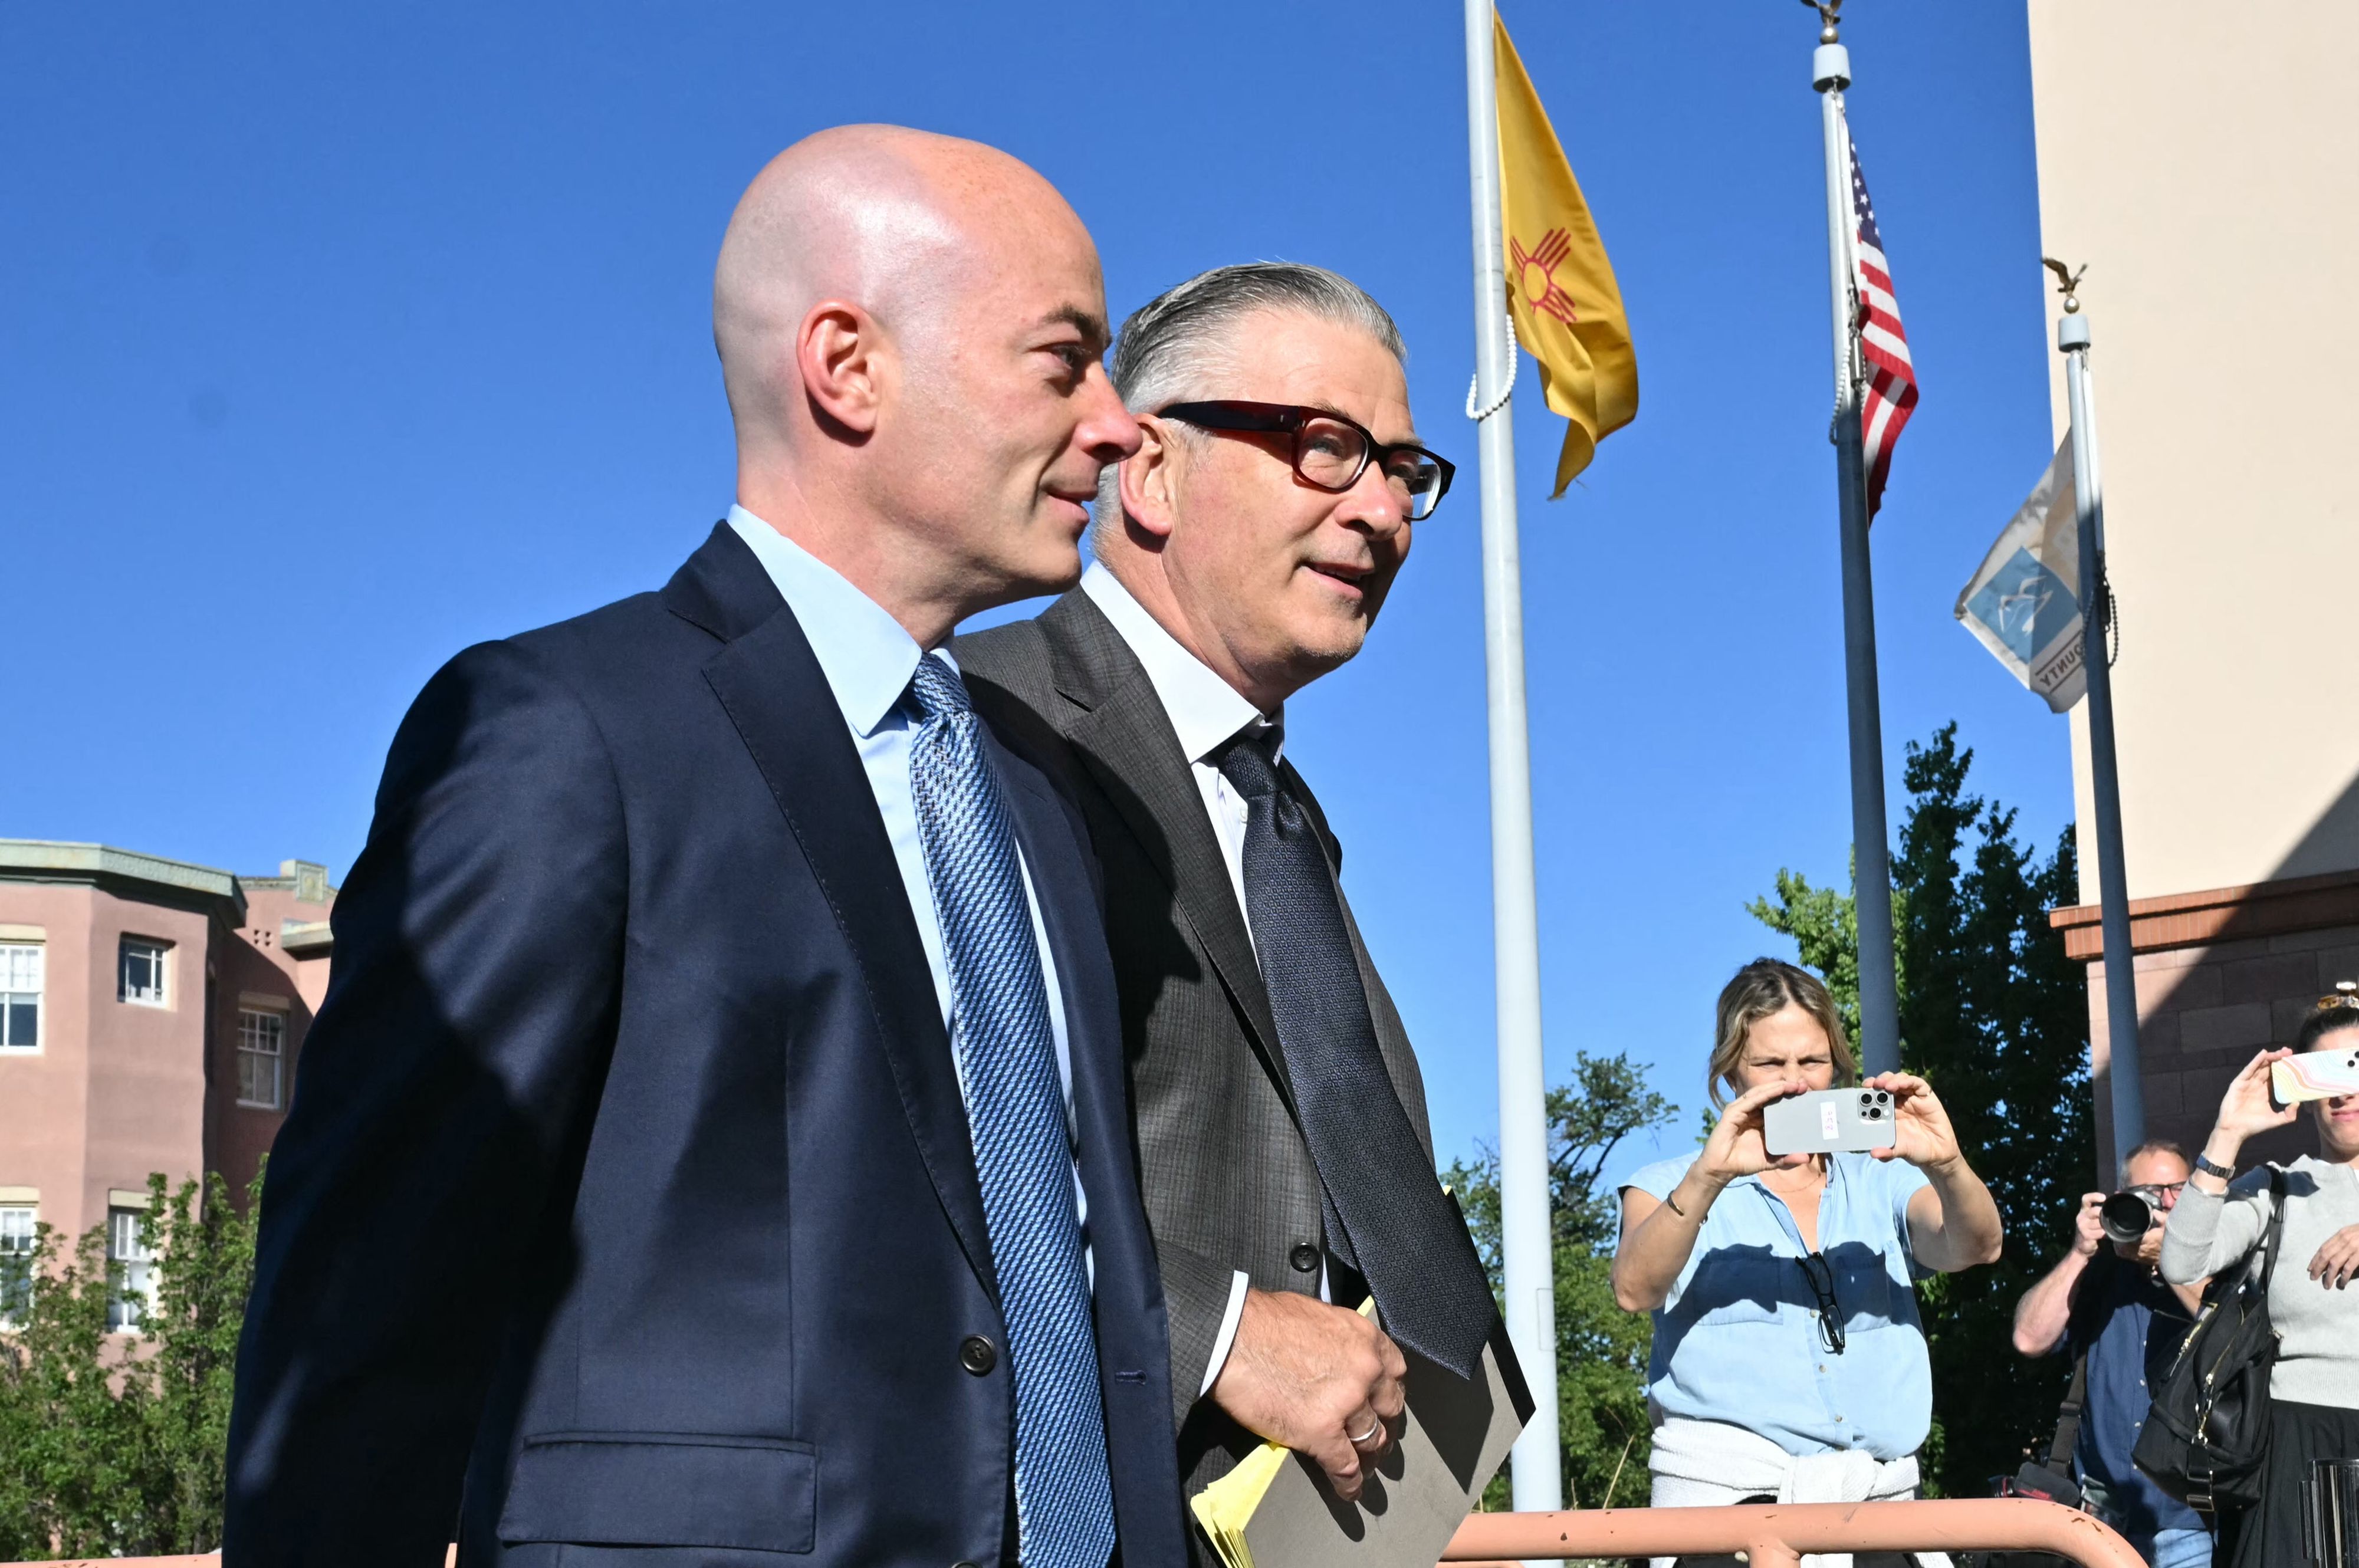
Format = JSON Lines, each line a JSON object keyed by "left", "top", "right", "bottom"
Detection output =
{"left": 1763, "top": 1087, "right": 1898, "bottom": 1157}
{"left": 2271, "top": 1047, "right": 2359, "bottom": 1106}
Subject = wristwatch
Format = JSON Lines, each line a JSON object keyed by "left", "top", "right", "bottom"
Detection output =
{"left": 2194, "top": 1153, "right": 2235, "bottom": 1181}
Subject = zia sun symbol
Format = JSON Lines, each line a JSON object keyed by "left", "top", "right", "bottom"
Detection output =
{"left": 1510, "top": 228, "right": 1579, "bottom": 326}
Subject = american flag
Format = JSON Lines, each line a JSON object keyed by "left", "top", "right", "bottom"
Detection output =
{"left": 1847, "top": 137, "right": 1917, "bottom": 517}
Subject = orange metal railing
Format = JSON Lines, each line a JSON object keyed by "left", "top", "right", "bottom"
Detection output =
{"left": 1445, "top": 1497, "right": 2146, "bottom": 1567}
{"left": 5, "top": 1501, "right": 2147, "bottom": 1568}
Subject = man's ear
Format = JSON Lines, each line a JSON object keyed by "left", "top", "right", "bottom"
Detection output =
{"left": 1117, "top": 418, "right": 1181, "bottom": 545}
{"left": 797, "top": 300, "right": 885, "bottom": 437}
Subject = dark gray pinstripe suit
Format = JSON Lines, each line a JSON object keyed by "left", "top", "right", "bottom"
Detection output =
{"left": 958, "top": 587, "right": 1436, "bottom": 1505}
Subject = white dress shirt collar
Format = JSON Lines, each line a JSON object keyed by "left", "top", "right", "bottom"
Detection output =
{"left": 727, "top": 504, "right": 928, "bottom": 736}
{"left": 1080, "top": 560, "right": 1279, "bottom": 764}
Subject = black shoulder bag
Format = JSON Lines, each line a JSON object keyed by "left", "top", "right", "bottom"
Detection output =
{"left": 2131, "top": 1166, "right": 2287, "bottom": 1514}
{"left": 1959, "top": 1352, "right": 2100, "bottom": 1568}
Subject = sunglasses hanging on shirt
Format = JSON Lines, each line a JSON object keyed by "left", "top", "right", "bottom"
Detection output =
{"left": 1796, "top": 1251, "right": 1847, "bottom": 1356}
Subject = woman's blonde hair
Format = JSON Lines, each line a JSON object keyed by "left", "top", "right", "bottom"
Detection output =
{"left": 1709, "top": 958, "right": 1858, "bottom": 1110}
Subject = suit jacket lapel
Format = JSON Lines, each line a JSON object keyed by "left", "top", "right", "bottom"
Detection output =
{"left": 1037, "top": 593, "right": 1293, "bottom": 1110}
{"left": 673, "top": 525, "right": 998, "bottom": 1301}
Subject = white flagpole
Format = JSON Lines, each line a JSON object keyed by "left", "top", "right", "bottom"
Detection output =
{"left": 2058, "top": 298, "right": 2146, "bottom": 1172}
{"left": 1812, "top": 16, "right": 1902, "bottom": 1076}
{"left": 1460, "top": 0, "right": 1561, "bottom": 1525}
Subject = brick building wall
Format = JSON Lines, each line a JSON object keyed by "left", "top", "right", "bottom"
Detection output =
{"left": 2056, "top": 873, "right": 2357, "bottom": 1181}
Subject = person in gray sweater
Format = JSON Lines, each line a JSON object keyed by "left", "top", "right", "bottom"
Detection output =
{"left": 2161, "top": 990, "right": 2359, "bottom": 1568}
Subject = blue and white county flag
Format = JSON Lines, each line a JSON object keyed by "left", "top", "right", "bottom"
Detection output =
{"left": 1954, "top": 436, "right": 2086, "bottom": 712}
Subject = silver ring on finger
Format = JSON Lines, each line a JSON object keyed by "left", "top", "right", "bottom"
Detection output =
{"left": 1349, "top": 1418, "right": 1382, "bottom": 1447}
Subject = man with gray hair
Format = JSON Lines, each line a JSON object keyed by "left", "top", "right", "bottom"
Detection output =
{"left": 960, "top": 262, "right": 1502, "bottom": 1520}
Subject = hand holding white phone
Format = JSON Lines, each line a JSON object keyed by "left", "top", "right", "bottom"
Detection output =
{"left": 2271, "top": 1047, "right": 2359, "bottom": 1105}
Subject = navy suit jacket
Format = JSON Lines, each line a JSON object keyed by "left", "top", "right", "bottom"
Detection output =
{"left": 225, "top": 524, "right": 1188, "bottom": 1568}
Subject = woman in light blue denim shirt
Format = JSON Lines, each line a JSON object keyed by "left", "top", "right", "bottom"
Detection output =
{"left": 1613, "top": 960, "right": 2003, "bottom": 1564}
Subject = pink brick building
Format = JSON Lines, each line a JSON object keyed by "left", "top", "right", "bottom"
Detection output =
{"left": 0, "top": 841, "right": 335, "bottom": 1317}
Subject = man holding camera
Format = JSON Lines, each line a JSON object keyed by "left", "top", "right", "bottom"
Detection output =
{"left": 2012, "top": 1141, "right": 2212, "bottom": 1568}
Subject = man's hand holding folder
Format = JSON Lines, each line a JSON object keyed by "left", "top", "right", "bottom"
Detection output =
{"left": 1191, "top": 1300, "right": 1533, "bottom": 1568}
{"left": 1209, "top": 1290, "right": 1410, "bottom": 1501}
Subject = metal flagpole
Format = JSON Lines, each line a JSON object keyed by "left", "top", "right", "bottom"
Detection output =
{"left": 2057, "top": 294, "right": 2146, "bottom": 1169}
{"left": 1812, "top": 12, "right": 1902, "bottom": 1077}
{"left": 1461, "top": 0, "right": 1561, "bottom": 1522}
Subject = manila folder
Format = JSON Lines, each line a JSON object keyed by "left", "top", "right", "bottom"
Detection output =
{"left": 1191, "top": 1313, "right": 1533, "bottom": 1568}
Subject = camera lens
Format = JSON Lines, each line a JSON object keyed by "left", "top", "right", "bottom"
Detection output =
{"left": 2100, "top": 1191, "right": 2157, "bottom": 1245}
{"left": 1859, "top": 1093, "right": 1874, "bottom": 1105}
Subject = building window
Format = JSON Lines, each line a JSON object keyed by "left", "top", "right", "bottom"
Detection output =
{"left": 106, "top": 1207, "right": 153, "bottom": 1333}
{"left": 119, "top": 938, "right": 169, "bottom": 1007}
{"left": 0, "top": 1205, "right": 33, "bottom": 1323}
{"left": 238, "top": 1009, "right": 286, "bottom": 1109}
{"left": 0, "top": 944, "right": 40, "bottom": 1050}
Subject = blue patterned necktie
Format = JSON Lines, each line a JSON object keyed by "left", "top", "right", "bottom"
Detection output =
{"left": 906, "top": 653, "right": 1116, "bottom": 1568}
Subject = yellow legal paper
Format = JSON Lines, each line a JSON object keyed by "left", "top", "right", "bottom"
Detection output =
{"left": 1188, "top": 1440, "right": 1292, "bottom": 1568}
{"left": 1494, "top": 8, "right": 1638, "bottom": 495}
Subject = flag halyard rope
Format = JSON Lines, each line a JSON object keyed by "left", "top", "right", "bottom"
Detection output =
{"left": 1465, "top": 327, "right": 1518, "bottom": 422}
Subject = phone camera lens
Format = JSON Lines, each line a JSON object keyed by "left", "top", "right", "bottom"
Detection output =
{"left": 1859, "top": 1093, "right": 1874, "bottom": 1106}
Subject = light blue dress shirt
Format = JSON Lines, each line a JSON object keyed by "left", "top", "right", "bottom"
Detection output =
{"left": 725, "top": 506, "right": 1087, "bottom": 1265}
{"left": 1621, "top": 1150, "right": 1934, "bottom": 1459}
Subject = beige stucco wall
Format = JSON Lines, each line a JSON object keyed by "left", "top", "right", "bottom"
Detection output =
{"left": 2027, "top": 1, "right": 2359, "bottom": 903}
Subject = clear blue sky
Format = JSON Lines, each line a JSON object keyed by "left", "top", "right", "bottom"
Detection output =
{"left": 3, "top": 2, "right": 2074, "bottom": 1184}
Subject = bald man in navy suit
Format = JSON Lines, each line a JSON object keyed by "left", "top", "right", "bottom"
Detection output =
{"left": 226, "top": 127, "right": 1188, "bottom": 1568}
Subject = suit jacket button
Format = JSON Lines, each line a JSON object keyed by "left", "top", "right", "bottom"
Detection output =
{"left": 1289, "top": 1242, "right": 1320, "bottom": 1274}
{"left": 960, "top": 1334, "right": 998, "bottom": 1375}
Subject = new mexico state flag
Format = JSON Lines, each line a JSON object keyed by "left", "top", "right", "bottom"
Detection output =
{"left": 1494, "top": 10, "right": 1637, "bottom": 495}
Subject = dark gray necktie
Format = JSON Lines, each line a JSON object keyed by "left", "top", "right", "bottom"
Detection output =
{"left": 1217, "top": 728, "right": 1497, "bottom": 1380}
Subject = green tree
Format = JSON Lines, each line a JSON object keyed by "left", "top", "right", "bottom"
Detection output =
{"left": 0, "top": 1222, "right": 155, "bottom": 1557}
{"left": 1750, "top": 723, "right": 2092, "bottom": 1498}
{"left": 135, "top": 1169, "right": 261, "bottom": 1547}
{"left": 0, "top": 1168, "right": 261, "bottom": 1556}
{"left": 1448, "top": 1051, "right": 1677, "bottom": 1513}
